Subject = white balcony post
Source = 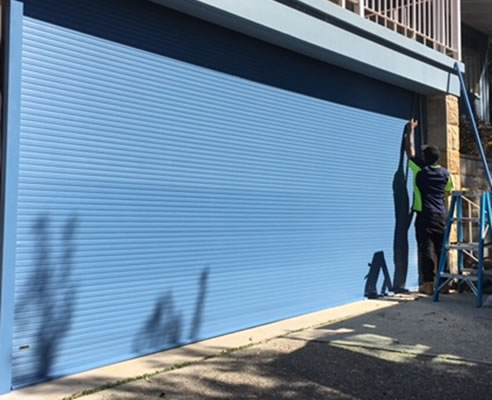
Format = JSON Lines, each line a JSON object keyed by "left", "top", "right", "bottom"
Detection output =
{"left": 457, "top": 0, "right": 461, "bottom": 60}
{"left": 418, "top": 1, "right": 425, "bottom": 34}
{"left": 423, "top": 0, "right": 426, "bottom": 36}
{"left": 359, "top": 0, "right": 365, "bottom": 17}
{"left": 450, "top": 0, "right": 460, "bottom": 59}
{"left": 446, "top": 0, "right": 453, "bottom": 49}
{"left": 434, "top": 0, "right": 437, "bottom": 45}
{"left": 441, "top": 0, "right": 445, "bottom": 49}
{"left": 426, "top": 0, "right": 430, "bottom": 38}
{"left": 451, "top": 0, "right": 455, "bottom": 54}
{"left": 412, "top": 0, "right": 416, "bottom": 36}
{"left": 437, "top": 0, "right": 441, "bottom": 46}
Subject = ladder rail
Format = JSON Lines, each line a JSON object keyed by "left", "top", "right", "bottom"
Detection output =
{"left": 463, "top": 194, "right": 480, "bottom": 259}
{"left": 457, "top": 194, "right": 464, "bottom": 272}
{"left": 433, "top": 193, "right": 457, "bottom": 302}
{"left": 477, "top": 194, "right": 486, "bottom": 307}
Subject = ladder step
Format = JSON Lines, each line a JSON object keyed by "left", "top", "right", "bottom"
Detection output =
{"left": 441, "top": 272, "right": 478, "bottom": 281}
{"left": 450, "top": 217, "right": 480, "bottom": 223}
{"left": 441, "top": 269, "right": 492, "bottom": 279}
{"left": 447, "top": 243, "right": 492, "bottom": 250}
{"left": 451, "top": 191, "right": 484, "bottom": 198}
{"left": 448, "top": 243, "right": 478, "bottom": 250}
{"left": 463, "top": 268, "right": 492, "bottom": 276}
{"left": 463, "top": 268, "right": 479, "bottom": 274}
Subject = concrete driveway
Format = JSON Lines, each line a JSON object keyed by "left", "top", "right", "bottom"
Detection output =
{"left": 89, "top": 294, "right": 492, "bottom": 400}
{"left": 5, "top": 293, "right": 492, "bottom": 400}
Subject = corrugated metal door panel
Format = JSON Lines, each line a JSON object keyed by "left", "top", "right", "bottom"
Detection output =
{"left": 12, "top": 0, "right": 418, "bottom": 388}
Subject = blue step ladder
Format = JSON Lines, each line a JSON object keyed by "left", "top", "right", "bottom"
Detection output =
{"left": 433, "top": 191, "right": 492, "bottom": 307}
{"left": 433, "top": 63, "right": 492, "bottom": 307}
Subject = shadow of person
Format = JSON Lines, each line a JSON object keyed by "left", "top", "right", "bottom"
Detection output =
{"left": 365, "top": 251, "right": 392, "bottom": 298}
{"left": 392, "top": 131, "right": 414, "bottom": 293}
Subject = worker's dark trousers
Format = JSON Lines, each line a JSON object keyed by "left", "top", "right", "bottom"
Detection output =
{"left": 415, "top": 212, "right": 446, "bottom": 283}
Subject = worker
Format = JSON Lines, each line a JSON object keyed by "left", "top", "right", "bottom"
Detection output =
{"left": 405, "top": 119, "right": 453, "bottom": 295}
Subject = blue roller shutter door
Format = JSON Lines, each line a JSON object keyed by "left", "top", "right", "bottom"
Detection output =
{"left": 11, "top": 0, "right": 418, "bottom": 388}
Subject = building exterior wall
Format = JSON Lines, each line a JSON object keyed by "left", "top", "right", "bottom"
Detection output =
{"left": 0, "top": 0, "right": 426, "bottom": 393}
{"left": 461, "top": 155, "right": 492, "bottom": 191}
{"left": 0, "top": 0, "right": 467, "bottom": 395}
{"left": 426, "top": 95, "right": 461, "bottom": 273}
{"left": 427, "top": 95, "right": 461, "bottom": 189}
{"left": 152, "top": 0, "right": 462, "bottom": 96}
{"left": 462, "top": 24, "right": 490, "bottom": 124}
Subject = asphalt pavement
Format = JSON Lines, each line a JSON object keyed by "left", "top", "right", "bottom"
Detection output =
{"left": 79, "top": 293, "right": 492, "bottom": 400}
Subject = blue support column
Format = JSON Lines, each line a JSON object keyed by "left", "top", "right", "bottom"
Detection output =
{"left": 0, "top": 0, "right": 23, "bottom": 394}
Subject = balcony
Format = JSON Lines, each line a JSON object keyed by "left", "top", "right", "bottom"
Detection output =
{"left": 329, "top": 0, "right": 461, "bottom": 59}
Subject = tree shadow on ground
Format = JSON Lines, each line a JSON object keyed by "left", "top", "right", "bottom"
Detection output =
{"left": 189, "top": 337, "right": 492, "bottom": 400}
{"left": 123, "top": 295, "right": 492, "bottom": 400}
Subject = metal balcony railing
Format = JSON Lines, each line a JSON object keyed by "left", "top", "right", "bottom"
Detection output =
{"left": 329, "top": 0, "right": 461, "bottom": 59}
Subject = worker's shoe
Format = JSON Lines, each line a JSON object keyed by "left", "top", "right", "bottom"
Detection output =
{"left": 418, "top": 282, "right": 434, "bottom": 295}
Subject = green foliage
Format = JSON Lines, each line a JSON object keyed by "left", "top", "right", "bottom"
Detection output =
{"left": 460, "top": 117, "right": 492, "bottom": 158}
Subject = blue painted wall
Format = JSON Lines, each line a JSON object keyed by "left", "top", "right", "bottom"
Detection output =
{"left": 3, "top": 0, "right": 418, "bottom": 390}
{"left": 0, "top": 0, "right": 23, "bottom": 394}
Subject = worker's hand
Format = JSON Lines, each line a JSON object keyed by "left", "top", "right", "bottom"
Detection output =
{"left": 405, "top": 119, "right": 417, "bottom": 158}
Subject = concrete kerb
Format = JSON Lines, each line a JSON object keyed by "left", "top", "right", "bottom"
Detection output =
{"left": 1, "top": 298, "right": 400, "bottom": 400}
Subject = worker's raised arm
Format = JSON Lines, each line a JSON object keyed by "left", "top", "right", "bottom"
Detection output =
{"left": 405, "top": 118, "right": 418, "bottom": 160}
